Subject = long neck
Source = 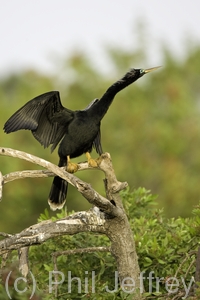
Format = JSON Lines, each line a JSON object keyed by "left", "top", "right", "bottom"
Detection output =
{"left": 88, "top": 68, "right": 143, "bottom": 122}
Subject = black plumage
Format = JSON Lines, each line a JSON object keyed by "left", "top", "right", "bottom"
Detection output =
{"left": 3, "top": 67, "right": 159, "bottom": 210}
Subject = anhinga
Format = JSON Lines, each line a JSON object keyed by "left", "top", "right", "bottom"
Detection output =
{"left": 3, "top": 67, "right": 159, "bottom": 210}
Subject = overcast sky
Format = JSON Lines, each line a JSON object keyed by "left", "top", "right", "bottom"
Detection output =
{"left": 0, "top": 0, "right": 200, "bottom": 76}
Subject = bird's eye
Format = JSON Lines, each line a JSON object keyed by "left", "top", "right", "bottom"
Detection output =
{"left": 140, "top": 69, "right": 144, "bottom": 74}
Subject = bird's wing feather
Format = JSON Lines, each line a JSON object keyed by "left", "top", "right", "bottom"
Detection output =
{"left": 93, "top": 129, "right": 103, "bottom": 155}
{"left": 4, "top": 91, "right": 74, "bottom": 150}
{"left": 84, "top": 98, "right": 99, "bottom": 110}
{"left": 83, "top": 98, "right": 103, "bottom": 155}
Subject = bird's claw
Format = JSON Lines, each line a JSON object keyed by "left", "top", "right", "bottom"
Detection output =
{"left": 88, "top": 158, "right": 98, "bottom": 168}
{"left": 66, "top": 162, "right": 79, "bottom": 173}
{"left": 86, "top": 152, "right": 98, "bottom": 168}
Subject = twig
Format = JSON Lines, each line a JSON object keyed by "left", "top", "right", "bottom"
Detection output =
{"left": 0, "top": 232, "right": 12, "bottom": 238}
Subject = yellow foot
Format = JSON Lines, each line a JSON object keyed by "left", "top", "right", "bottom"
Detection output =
{"left": 66, "top": 156, "right": 79, "bottom": 173}
{"left": 66, "top": 162, "right": 79, "bottom": 173}
{"left": 86, "top": 152, "right": 98, "bottom": 168}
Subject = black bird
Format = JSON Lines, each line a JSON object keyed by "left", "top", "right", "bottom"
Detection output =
{"left": 3, "top": 67, "right": 159, "bottom": 210}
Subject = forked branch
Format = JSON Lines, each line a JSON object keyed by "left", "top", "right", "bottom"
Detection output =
{"left": 0, "top": 147, "right": 126, "bottom": 216}
{"left": 0, "top": 147, "right": 142, "bottom": 298}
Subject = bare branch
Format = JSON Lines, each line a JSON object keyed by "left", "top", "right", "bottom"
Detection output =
{"left": 3, "top": 169, "right": 55, "bottom": 183}
{"left": 0, "top": 232, "right": 13, "bottom": 238}
{"left": 18, "top": 247, "right": 29, "bottom": 277}
{"left": 0, "top": 209, "right": 106, "bottom": 255}
{"left": 1, "top": 148, "right": 127, "bottom": 192}
{"left": 0, "top": 147, "right": 75, "bottom": 186}
{"left": 0, "top": 147, "right": 122, "bottom": 216}
{"left": 97, "top": 153, "right": 128, "bottom": 193}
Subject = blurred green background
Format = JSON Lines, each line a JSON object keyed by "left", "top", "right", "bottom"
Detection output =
{"left": 1, "top": 38, "right": 200, "bottom": 233}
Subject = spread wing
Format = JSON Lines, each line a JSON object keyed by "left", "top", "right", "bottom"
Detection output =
{"left": 83, "top": 98, "right": 103, "bottom": 155}
{"left": 4, "top": 91, "right": 74, "bottom": 152}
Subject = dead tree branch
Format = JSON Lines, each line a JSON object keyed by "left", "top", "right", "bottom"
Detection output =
{"left": 0, "top": 147, "right": 122, "bottom": 216}
{"left": 0, "top": 209, "right": 107, "bottom": 254}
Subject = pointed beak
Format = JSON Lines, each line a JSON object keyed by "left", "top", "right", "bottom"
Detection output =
{"left": 144, "top": 66, "right": 161, "bottom": 74}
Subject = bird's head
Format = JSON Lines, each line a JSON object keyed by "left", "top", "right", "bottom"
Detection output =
{"left": 139, "top": 66, "right": 161, "bottom": 77}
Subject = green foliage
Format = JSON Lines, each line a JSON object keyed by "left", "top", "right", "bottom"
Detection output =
{"left": 0, "top": 188, "right": 200, "bottom": 299}
{"left": 122, "top": 188, "right": 200, "bottom": 299}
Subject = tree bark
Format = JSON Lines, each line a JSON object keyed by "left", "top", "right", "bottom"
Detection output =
{"left": 0, "top": 147, "right": 143, "bottom": 298}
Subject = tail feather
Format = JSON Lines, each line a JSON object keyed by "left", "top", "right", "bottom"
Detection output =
{"left": 48, "top": 176, "right": 68, "bottom": 211}
{"left": 48, "top": 157, "right": 68, "bottom": 211}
